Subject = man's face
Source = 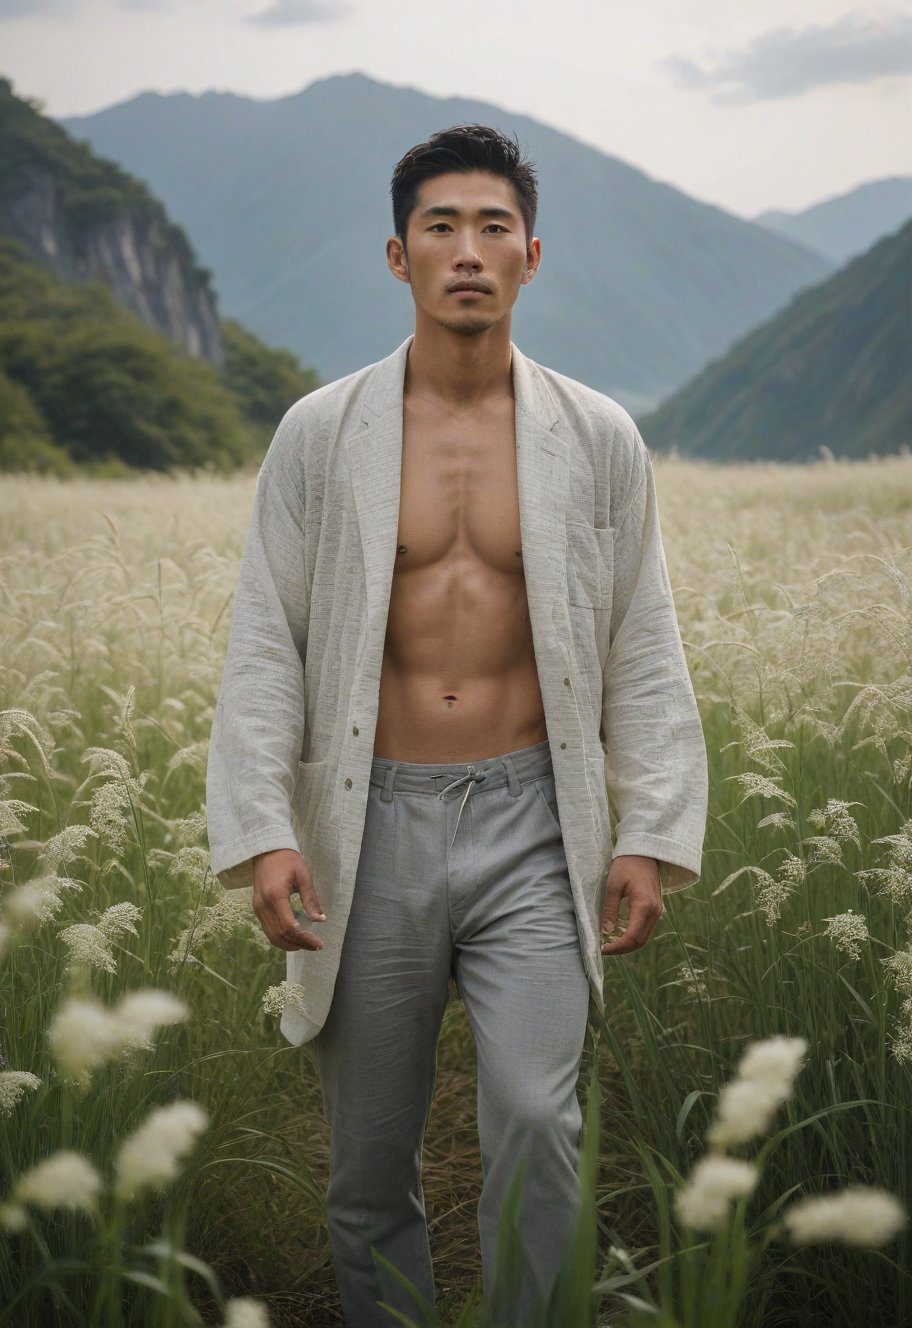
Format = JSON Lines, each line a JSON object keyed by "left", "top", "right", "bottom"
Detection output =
{"left": 386, "top": 170, "right": 540, "bottom": 336}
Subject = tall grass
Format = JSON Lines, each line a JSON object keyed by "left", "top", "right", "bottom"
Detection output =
{"left": 1, "top": 456, "right": 911, "bottom": 1326}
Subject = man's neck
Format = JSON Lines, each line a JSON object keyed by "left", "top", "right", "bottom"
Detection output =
{"left": 405, "top": 319, "right": 514, "bottom": 409}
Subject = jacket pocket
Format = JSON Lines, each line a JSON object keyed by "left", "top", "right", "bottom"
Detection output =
{"left": 291, "top": 759, "right": 331, "bottom": 853}
{"left": 567, "top": 521, "right": 615, "bottom": 610}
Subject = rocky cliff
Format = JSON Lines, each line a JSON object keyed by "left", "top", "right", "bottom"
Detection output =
{"left": 0, "top": 78, "right": 222, "bottom": 364}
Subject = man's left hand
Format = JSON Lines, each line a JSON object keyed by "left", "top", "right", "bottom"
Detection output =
{"left": 600, "top": 854, "right": 663, "bottom": 955}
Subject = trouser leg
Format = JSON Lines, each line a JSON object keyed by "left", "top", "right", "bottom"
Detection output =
{"left": 313, "top": 779, "right": 451, "bottom": 1328}
{"left": 453, "top": 765, "right": 591, "bottom": 1327}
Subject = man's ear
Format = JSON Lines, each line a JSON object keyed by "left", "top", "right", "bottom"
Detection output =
{"left": 387, "top": 236, "right": 410, "bottom": 284}
{"left": 521, "top": 236, "right": 542, "bottom": 286}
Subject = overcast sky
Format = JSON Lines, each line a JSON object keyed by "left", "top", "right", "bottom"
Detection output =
{"left": 2, "top": 0, "right": 910, "bottom": 217}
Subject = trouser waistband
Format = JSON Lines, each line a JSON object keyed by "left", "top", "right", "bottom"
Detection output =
{"left": 368, "top": 738, "right": 553, "bottom": 801}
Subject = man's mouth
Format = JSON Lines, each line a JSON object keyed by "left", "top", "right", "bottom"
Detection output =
{"left": 447, "top": 281, "right": 492, "bottom": 294}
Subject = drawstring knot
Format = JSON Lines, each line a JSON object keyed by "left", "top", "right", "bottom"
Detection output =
{"left": 437, "top": 769, "right": 487, "bottom": 849}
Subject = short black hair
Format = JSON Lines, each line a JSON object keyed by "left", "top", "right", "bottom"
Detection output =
{"left": 390, "top": 124, "right": 538, "bottom": 247}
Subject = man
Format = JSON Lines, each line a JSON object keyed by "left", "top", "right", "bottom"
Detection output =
{"left": 206, "top": 125, "right": 708, "bottom": 1326}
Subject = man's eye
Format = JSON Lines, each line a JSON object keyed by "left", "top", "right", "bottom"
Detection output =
{"left": 486, "top": 224, "right": 508, "bottom": 233}
{"left": 429, "top": 223, "right": 452, "bottom": 232}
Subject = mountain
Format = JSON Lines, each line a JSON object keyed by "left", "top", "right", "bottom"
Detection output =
{"left": 0, "top": 76, "right": 223, "bottom": 363}
{"left": 636, "top": 221, "right": 912, "bottom": 461}
{"left": 0, "top": 80, "right": 320, "bottom": 472}
{"left": 755, "top": 178, "right": 912, "bottom": 267}
{"left": 61, "top": 73, "right": 832, "bottom": 412}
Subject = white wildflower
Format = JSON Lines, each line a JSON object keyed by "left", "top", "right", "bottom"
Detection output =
{"left": 222, "top": 1298, "right": 272, "bottom": 1328}
{"left": 165, "top": 742, "right": 208, "bottom": 776}
{"left": 707, "top": 1035, "right": 808, "bottom": 1148}
{"left": 738, "top": 1035, "right": 808, "bottom": 1093}
{"left": 39, "top": 824, "right": 96, "bottom": 874}
{"left": 882, "top": 949, "right": 912, "bottom": 997}
{"left": 82, "top": 746, "right": 134, "bottom": 782}
{"left": 0, "top": 798, "right": 38, "bottom": 838}
{"left": 168, "top": 810, "right": 208, "bottom": 847}
{"left": 0, "top": 1071, "right": 41, "bottom": 1117}
{"left": 757, "top": 811, "right": 796, "bottom": 832}
{"left": 87, "top": 779, "right": 138, "bottom": 857}
{"left": 261, "top": 981, "right": 309, "bottom": 1018}
{"left": 167, "top": 891, "right": 252, "bottom": 968}
{"left": 97, "top": 901, "right": 142, "bottom": 941}
{"left": 47, "top": 996, "right": 125, "bottom": 1087}
{"left": 778, "top": 854, "right": 806, "bottom": 886}
{"left": 731, "top": 773, "right": 796, "bottom": 807}
{"left": 731, "top": 709, "right": 793, "bottom": 773}
{"left": 808, "top": 800, "right": 862, "bottom": 846}
{"left": 2, "top": 876, "right": 67, "bottom": 928}
{"left": 114, "top": 1100, "right": 209, "bottom": 1200}
{"left": 115, "top": 989, "right": 189, "bottom": 1055}
{"left": 784, "top": 1187, "right": 907, "bottom": 1247}
{"left": 166, "top": 846, "right": 211, "bottom": 886}
{"left": 9, "top": 1150, "right": 101, "bottom": 1215}
{"left": 675, "top": 1155, "right": 758, "bottom": 1231}
{"left": 756, "top": 876, "right": 793, "bottom": 926}
{"left": 823, "top": 911, "right": 869, "bottom": 961}
{"left": 803, "top": 836, "right": 843, "bottom": 864}
{"left": 707, "top": 1079, "right": 782, "bottom": 1149}
{"left": 58, "top": 923, "right": 117, "bottom": 973}
{"left": 0, "top": 1203, "right": 28, "bottom": 1232}
{"left": 861, "top": 824, "right": 912, "bottom": 907}
{"left": 676, "top": 963, "right": 708, "bottom": 999}
{"left": 889, "top": 1003, "right": 912, "bottom": 1065}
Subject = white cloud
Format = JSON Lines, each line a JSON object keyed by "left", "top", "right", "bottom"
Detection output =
{"left": 246, "top": 0, "right": 352, "bottom": 25}
{"left": 0, "top": 0, "right": 71, "bottom": 20}
{"left": 665, "top": 10, "right": 912, "bottom": 102}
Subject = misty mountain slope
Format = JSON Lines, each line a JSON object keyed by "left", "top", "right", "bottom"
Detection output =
{"left": 637, "top": 220, "right": 912, "bottom": 461}
{"left": 63, "top": 73, "right": 830, "bottom": 408}
{"left": 756, "top": 177, "right": 912, "bottom": 267}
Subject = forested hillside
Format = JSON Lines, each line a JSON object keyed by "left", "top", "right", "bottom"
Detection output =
{"left": 0, "top": 80, "right": 319, "bottom": 473}
{"left": 638, "top": 221, "right": 912, "bottom": 461}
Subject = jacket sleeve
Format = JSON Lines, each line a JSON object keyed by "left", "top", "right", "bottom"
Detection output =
{"left": 601, "top": 428, "right": 708, "bottom": 892}
{"left": 205, "top": 407, "right": 311, "bottom": 894}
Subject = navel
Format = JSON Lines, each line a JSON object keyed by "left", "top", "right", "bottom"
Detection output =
{"left": 397, "top": 544, "right": 408, "bottom": 555}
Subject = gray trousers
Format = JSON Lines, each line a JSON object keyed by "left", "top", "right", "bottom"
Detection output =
{"left": 313, "top": 739, "right": 591, "bottom": 1327}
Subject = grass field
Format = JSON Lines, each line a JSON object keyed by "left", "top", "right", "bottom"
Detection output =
{"left": 2, "top": 455, "right": 911, "bottom": 1327}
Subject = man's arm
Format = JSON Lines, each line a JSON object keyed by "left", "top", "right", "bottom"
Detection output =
{"left": 599, "top": 425, "right": 708, "bottom": 948}
{"left": 205, "top": 406, "right": 315, "bottom": 897}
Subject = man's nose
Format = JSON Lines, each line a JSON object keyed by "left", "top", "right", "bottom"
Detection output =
{"left": 452, "top": 236, "right": 482, "bottom": 269}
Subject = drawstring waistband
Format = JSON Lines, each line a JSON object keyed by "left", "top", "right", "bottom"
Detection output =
{"left": 436, "top": 768, "right": 488, "bottom": 850}
{"left": 368, "top": 739, "right": 553, "bottom": 851}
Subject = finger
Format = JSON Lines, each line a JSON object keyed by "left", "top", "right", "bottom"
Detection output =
{"left": 600, "top": 883, "right": 623, "bottom": 936}
{"left": 601, "top": 897, "right": 662, "bottom": 955}
{"left": 293, "top": 866, "right": 326, "bottom": 922}
{"left": 264, "top": 889, "right": 324, "bottom": 952}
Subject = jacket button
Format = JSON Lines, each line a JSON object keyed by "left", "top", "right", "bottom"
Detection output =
{"left": 563, "top": 677, "right": 571, "bottom": 687}
{"left": 352, "top": 726, "right": 359, "bottom": 735}
{"left": 560, "top": 742, "right": 567, "bottom": 749}
{"left": 344, "top": 777, "right": 352, "bottom": 789}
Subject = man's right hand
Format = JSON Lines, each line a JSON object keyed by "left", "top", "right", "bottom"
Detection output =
{"left": 251, "top": 848, "right": 326, "bottom": 951}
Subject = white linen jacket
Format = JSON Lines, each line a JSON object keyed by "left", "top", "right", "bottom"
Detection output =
{"left": 206, "top": 337, "right": 708, "bottom": 1046}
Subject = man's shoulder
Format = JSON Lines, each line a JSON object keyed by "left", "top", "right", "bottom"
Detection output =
{"left": 274, "top": 351, "right": 394, "bottom": 435}
{"left": 518, "top": 351, "right": 645, "bottom": 452}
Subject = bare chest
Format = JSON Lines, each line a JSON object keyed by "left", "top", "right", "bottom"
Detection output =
{"left": 395, "top": 403, "right": 523, "bottom": 576}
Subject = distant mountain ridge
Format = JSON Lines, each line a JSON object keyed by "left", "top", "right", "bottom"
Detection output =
{"left": 755, "top": 177, "right": 912, "bottom": 267}
{"left": 637, "top": 221, "right": 912, "bottom": 461}
{"left": 61, "top": 73, "right": 832, "bottom": 410}
{"left": 0, "top": 76, "right": 222, "bottom": 363}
